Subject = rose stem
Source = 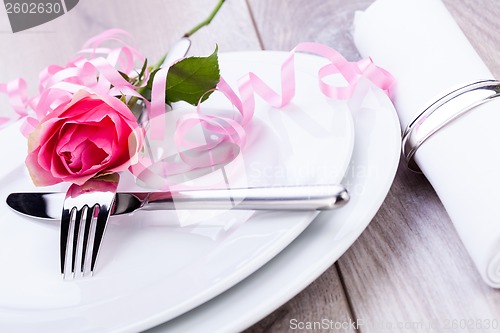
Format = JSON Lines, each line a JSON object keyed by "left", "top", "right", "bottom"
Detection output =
{"left": 183, "top": 0, "right": 226, "bottom": 38}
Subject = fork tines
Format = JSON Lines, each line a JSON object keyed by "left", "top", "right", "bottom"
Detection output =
{"left": 60, "top": 203, "right": 109, "bottom": 279}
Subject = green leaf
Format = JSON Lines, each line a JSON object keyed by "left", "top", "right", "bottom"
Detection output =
{"left": 118, "top": 71, "right": 130, "bottom": 82}
{"left": 165, "top": 46, "right": 220, "bottom": 105}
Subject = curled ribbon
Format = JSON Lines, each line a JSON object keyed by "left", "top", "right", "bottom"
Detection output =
{"left": 134, "top": 41, "right": 393, "bottom": 188}
{"left": 0, "top": 29, "right": 146, "bottom": 135}
{"left": 0, "top": 30, "right": 393, "bottom": 188}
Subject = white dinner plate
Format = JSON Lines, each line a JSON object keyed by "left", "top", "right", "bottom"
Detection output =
{"left": 148, "top": 73, "right": 401, "bottom": 332}
{"left": 0, "top": 52, "right": 354, "bottom": 332}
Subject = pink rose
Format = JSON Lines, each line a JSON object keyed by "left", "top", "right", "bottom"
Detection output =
{"left": 26, "top": 90, "right": 143, "bottom": 186}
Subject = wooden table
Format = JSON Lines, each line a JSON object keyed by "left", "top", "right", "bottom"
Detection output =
{"left": 1, "top": 0, "right": 499, "bottom": 332}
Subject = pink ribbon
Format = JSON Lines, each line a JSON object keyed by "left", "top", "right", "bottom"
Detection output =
{"left": 0, "top": 30, "right": 393, "bottom": 188}
{"left": 0, "top": 79, "right": 29, "bottom": 126}
{"left": 136, "top": 42, "right": 393, "bottom": 188}
{"left": 0, "top": 29, "right": 145, "bottom": 135}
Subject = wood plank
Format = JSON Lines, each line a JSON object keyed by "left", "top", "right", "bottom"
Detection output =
{"left": 246, "top": 264, "right": 356, "bottom": 333}
{"left": 246, "top": 0, "right": 373, "bottom": 60}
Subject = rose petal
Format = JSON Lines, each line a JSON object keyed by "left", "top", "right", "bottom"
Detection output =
{"left": 26, "top": 147, "right": 60, "bottom": 186}
{"left": 72, "top": 139, "right": 108, "bottom": 172}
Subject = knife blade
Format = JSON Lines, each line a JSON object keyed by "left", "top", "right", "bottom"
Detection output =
{"left": 6, "top": 184, "right": 350, "bottom": 220}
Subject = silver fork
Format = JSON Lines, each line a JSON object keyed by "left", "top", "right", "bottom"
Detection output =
{"left": 60, "top": 174, "right": 119, "bottom": 279}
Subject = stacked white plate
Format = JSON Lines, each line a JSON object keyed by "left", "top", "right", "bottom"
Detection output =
{"left": 0, "top": 51, "right": 400, "bottom": 332}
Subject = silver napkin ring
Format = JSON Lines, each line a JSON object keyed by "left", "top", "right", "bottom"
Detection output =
{"left": 402, "top": 79, "right": 500, "bottom": 173}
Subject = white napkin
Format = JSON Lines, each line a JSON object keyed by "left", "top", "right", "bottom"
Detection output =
{"left": 353, "top": 0, "right": 500, "bottom": 287}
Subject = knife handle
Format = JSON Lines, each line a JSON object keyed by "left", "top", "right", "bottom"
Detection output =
{"left": 141, "top": 184, "right": 349, "bottom": 211}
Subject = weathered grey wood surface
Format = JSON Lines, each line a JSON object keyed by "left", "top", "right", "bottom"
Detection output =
{"left": 1, "top": 0, "right": 499, "bottom": 332}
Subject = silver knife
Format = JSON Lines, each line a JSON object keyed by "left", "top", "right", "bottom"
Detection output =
{"left": 7, "top": 184, "right": 349, "bottom": 220}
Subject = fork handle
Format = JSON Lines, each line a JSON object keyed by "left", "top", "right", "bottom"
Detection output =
{"left": 141, "top": 184, "right": 349, "bottom": 211}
